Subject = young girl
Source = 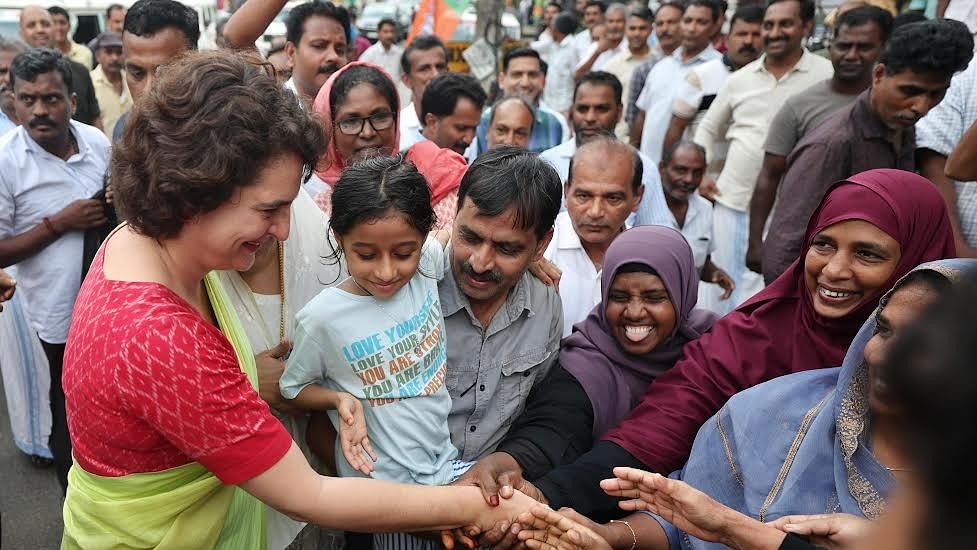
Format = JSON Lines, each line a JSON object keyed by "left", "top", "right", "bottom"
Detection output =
{"left": 280, "top": 155, "right": 463, "bottom": 548}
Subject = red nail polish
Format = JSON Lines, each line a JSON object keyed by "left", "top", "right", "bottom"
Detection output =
{"left": 490, "top": 495, "right": 499, "bottom": 506}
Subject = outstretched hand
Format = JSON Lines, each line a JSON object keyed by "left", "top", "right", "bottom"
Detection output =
{"left": 516, "top": 506, "right": 613, "bottom": 550}
{"left": 600, "top": 467, "right": 734, "bottom": 545}
{"left": 336, "top": 392, "right": 377, "bottom": 476}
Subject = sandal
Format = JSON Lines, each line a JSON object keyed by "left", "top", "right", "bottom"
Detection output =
{"left": 30, "top": 455, "right": 53, "bottom": 468}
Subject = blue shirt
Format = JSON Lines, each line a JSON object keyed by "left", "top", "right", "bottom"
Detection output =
{"left": 0, "top": 111, "right": 15, "bottom": 136}
{"left": 475, "top": 102, "right": 569, "bottom": 154}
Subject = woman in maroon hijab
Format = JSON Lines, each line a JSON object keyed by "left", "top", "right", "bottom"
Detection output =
{"left": 461, "top": 169, "right": 956, "bottom": 529}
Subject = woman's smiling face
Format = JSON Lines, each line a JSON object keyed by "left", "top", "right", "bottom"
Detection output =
{"left": 804, "top": 219, "right": 902, "bottom": 319}
{"left": 605, "top": 270, "right": 677, "bottom": 355}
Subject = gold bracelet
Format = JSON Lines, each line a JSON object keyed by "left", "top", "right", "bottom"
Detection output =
{"left": 609, "top": 519, "right": 637, "bottom": 550}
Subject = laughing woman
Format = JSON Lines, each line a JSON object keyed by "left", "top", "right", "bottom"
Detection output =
{"left": 60, "top": 51, "right": 535, "bottom": 549}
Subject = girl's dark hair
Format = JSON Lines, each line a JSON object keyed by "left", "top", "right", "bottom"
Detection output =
{"left": 329, "top": 64, "right": 399, "bottom": 121}
{"left": 329, "top": 155, "right": 436, "bottom": 242}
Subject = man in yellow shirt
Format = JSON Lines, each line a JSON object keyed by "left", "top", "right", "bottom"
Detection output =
{"left": 89, "top": 32, "right": 131, "bottom": 139}
{"left": 48, "top": 6, "right": 93, "bottom": 69}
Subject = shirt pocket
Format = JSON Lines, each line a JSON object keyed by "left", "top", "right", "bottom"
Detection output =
{"left": 497, "top": 347, "right": 550, "bottom": 428}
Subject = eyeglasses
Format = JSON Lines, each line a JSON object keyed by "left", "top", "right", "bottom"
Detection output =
{"left": 335, "top": 112, "right": 396, "bottom": 135}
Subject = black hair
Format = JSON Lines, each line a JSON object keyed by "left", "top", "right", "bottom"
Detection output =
{"left": 502, "top": 47, "right": 543, "bottom": 74}
{"left": 835, "top": 5, "right": 893, "bottom": 42}
{"left": 553, "top": 12, "right": 578, "bottom": 35}
{"left": 329, "top": 64, "right": 399, "bottom": 121}
{"left": 879, "top": 19, "right": 973, "bottom": 80}
{"left": 377, "top": 18, "right": 398, "bottom": 32}
{"left": 661, "top": 139, "right": 706, "bottom": 166}
{"left": 568, "top": 137, "right": 643, "bottom": 193}
{"left": 730, "top": 5, "right": 764, "bottom": 27}
{"left": 546, "top": 1, "right": 563, "bottom": 10}
{"left": 488, "top": 96, "right": 536, "bottom": 130}
{"left": 420, "top": 72, "right": 487, "bottom": 121}
{"left": 891, "top": 10, "right": 926, "bottom": 30}
{"left": 106, "top": 3, "right": 125, "bottom": 18}
{"left": 47, "top": 6, "right": 69, "bottom": 21}
{"left": 687, "top": 0, "right": 721, "bottom": 22}
{"left": 457, "top": 146, "right": 562, "bottom": 241}
{"left": 400, "top": 34, "right": 447, "bottom": 76}
{"left": 584, "top": 0, "right": 607, "bottom": 13}
{"left": 628, "top": 6, "right": 654, "bottom": 22}
{"left": 329, "top": 155, "right": 436, "bottom": 239}
{"left": 573, "top": 71, "right": 623, "bottom": 106}
{"left": 884, "top": 279, "right": 977, "bottom": 550}
{"left": 765, "top": 0, "right": 815, "bottom": 23}
{"left": 124, "top": 0, "right": 200, "bottom": 51}
{"left": 285, "top": 1, "right": 351, "bottom": 46}
{"left": 10, "top": 48, "right": 73, "bottom": 92}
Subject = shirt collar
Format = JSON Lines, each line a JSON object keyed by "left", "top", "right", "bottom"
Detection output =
{"left": 754, "top": 48, "right": 816, "bottom": 74}
{"left": 440, "top": 245, "right": 537, "bottom": 323}
{"left": 672, "top": 45, "right": 718, "bottom": 65}
{"left": 22, "top": 119, "right": 89, "bottom": 160}
{"left": 857, "top": 89, "right": 914, "bottom": 145}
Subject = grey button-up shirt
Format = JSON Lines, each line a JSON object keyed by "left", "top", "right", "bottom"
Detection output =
{"left": 439, "top": 255, "right": 564, "bottom": 462}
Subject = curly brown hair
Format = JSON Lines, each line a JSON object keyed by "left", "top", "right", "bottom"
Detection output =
{"left": 112, "top": 50, "right": 328, "bottom": 239}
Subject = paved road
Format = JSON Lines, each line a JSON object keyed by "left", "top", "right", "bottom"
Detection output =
{"left": 0, "top": 380, "right": 63, "bottom": 549}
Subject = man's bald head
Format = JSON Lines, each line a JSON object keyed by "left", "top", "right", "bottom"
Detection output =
{"left": 569, "top": 137, "right": 642, "bottom": 194}
{"left": 20, "top": 6, "right": 53, "bottom": 48}
{"left": 487, "top": 96, "right": 535, "bottom": 149}
{"left": 566, "top": 137, "right": 644, "bottom": 249}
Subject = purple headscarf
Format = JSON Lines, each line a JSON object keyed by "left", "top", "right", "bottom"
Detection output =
{"left": 561, "top": 225, "right": 718, "bottom": 439}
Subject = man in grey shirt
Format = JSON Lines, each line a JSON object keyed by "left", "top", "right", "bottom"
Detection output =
{"left": 439, "top": 146, "right": 565, "bottom": 462}
{"left": 746, "top": 6, "right": 891, "bottom": 274}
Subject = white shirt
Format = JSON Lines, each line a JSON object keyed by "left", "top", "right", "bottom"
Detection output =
{"left": 636, "top": 46, "right": 721, "bottom": 164}
{"left": 545, "top": 211, "right": 622, "bottom": 336}
{"left": 573, "top": 29, "right": 595, "bottom": 62}
{"left": 672, "top": 191, "right": 716, "bottom": 273}
{"left": 542, "top": 34, "right": 578, "bottom": 113}
{"left": 0, "top": 121, "right": 110, "bottom": 343}
{"left": 539, "top": 138, "right": 677, "bottom": 229}
{"left": 575, "top": 39, "right": 628, "bottom": 73}
{"left": 359, "top": 42, "right": 404, "bottom": 82}
{"left": 693, "top": 50, "right": 834, "bottom": 212}
{"left": 399, "top": 103, "right": 425, "bottom": 151}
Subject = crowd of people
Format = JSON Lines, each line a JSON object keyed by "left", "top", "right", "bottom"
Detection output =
{"left": 1, "top": 0, "right": 977, "bottom": 548}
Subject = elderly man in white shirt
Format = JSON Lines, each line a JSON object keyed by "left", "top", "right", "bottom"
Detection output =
{"left": 0, "top": 49, "right": 110, "bottom": 491}
{"left": 541, "top": 71, "right": 675, "bottom": 230}
{"left": 545, "top": 138, "right": 644, "bottom": 336}
{"left": 659, "top": 140, "right": 734, "bottom": 310}
{"left": 574, "top": 3, "right": 628, "bottom": 79}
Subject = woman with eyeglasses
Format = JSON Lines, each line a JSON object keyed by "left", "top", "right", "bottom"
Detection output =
{"left": 310, "top": 62, "right": 469, "bottom": 229}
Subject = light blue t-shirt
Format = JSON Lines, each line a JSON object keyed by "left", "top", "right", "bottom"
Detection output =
{"left": 281, "top": 238, "right": 457, "bottom": 485}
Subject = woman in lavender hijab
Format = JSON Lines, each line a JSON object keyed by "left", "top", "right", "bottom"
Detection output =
{"left": 460, "top": 225, "right": 718, "bottom": 488}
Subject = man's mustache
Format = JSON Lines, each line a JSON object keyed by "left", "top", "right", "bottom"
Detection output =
{"left": 462, "top": 261, "right": 502, "bottom": 284}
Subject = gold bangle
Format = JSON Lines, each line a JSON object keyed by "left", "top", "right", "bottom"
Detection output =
{"left": 609, "top": 519, "right": 637, "bottom": 550}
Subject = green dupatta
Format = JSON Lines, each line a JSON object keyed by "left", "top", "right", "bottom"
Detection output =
{"left": 62, "top": 273, "right": 268, "bottom": 550}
